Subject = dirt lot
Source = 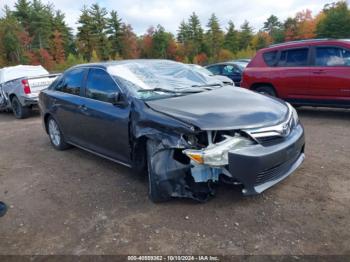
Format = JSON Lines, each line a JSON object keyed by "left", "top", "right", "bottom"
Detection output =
{"left": 0, "top": 107, "right": 349, "bottom": 255}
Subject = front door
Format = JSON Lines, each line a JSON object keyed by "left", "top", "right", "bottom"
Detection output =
{"left": 80, "top": 68, "right": 131, "bottom": 164}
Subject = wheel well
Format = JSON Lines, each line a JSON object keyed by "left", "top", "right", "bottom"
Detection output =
{"left": 131, "top": 136, "right": 148, "bottom": 173}
{"left": 44, "top": 113, "right": 52, "bottom": 134}
{"left": 251, "top": 83, "right": 278, "bottom": 96}
{"left": 9, "top": 94, "right": 16, "bottom": 102}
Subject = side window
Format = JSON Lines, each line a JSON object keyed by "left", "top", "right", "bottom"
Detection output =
{"left": 206, "top": 65, "right": 221, "bottom": 75}
{"left": 86, "top": 68, "right": 118, "bottom": 103}
{"left": 315, "top": 47, "right": 350, "bottom": 66}
{"left": 55, "top": 68, "right": 85, "bottom": 95}
{"left": 278, "top": 48, "right": 309, "bottom": 67}
{"left": 263, "top": 51, "right": 278, "bottom": 66}
{"left": 222, "top": 65, "right": 240, "bottom": 76}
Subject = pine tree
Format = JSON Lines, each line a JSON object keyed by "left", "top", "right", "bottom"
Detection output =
{"left": 238, "top": 20, "right": 253, "bottom": 50}
{"left": 29, "top": 0, "right": 54, "bottom": 49}
{"left": 107, "top": 10, "right": 123, "bottom": 59}
{"left": 77, "top": 6, "right": 94, "bottom": 61}
{"left": 89, "top": 3, "right": 110, "bottom": 60}
{"left": 206, "top": 13, "right": 224, "bottom": 58}
{"left": 224, "top": 21, "right": 239, "bottom": 54}
{"left": 177, "top": 20, "right": 190, "bottom": 44}
{"left": 13, "top": 0, "right": 31, "bottom": 29}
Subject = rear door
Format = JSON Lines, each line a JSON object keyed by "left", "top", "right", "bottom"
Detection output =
{"left": 275, "top": 47, "right": 311, "bottom": 98}
{"left": 50, "top": 68, "right": 88, "bottom": 146}
{"left": 79, "top": 68, "right": 131, "bottom": 164}
{"left": 309, "top": 46, "right": 350, "bottom": 99}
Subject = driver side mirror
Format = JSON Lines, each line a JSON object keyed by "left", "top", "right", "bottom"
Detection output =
{"left": 109, "top": 92, "right": 128, "bottom": 107}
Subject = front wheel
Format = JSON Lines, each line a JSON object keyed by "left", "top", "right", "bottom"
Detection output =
{"left": 47, "top": 117, "right": 70, "bottom": 150}
{"left": 146, "top": 140, "right": 171, "bottom": 203}
{"left": 11, "top": 96, "right": 30, "bottom": 119}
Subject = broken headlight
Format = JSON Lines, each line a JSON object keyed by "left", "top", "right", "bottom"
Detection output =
{"left": 183, "top": 135, "right": 254, "bottom": 166}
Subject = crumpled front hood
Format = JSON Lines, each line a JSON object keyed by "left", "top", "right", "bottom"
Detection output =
{"left": 146, "top": 86, "right": 289, "bottom": 130}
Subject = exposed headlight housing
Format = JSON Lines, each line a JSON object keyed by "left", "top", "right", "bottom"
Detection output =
{"left": 183, "top": 135, "right": 254, "bottom": 166}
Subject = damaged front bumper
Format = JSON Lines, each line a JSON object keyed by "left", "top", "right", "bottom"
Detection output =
{"left": 185, "top": 123, "right": 305, "bottom": 197}
{"left": 228, "top": 124, "right": 305, "bottom": 195}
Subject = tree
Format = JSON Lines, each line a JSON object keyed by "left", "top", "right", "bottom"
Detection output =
{"left": 317, "top": 1, "right": 350, "bottom": 38}
{"left": 294, "top": 9, "right": 316, "bottom": 39}
{"left": 50, "top": 30, "right": 65, "bottom": 64}
{"left": 152, "top": 25, "right": 170, "bottom": 58}
{"left": 0, "top": 8, "right": 27, "bottom": 64}
{"left": 206, "top": 13, "right": 224, "bottom": 59}
{"left": 224, "top": 20, "right": 239, "bottom": 54}
{"left": 52, "top": 10, "right": 74, "bottom": 55}
{"left": 29, "top": 0, "right": 54, "bottom": 49}
{"left": 88, "top": 3, "right": 110, "bottom": 60}
{"left": 251, "top": 31, "right": 272, "bottom": 50}
{"left": 107, "top": 10, "right": 123, "bottom": 59}
{"left": 119, "top": 24, "right": 139, "bottom": 59}
{"left": 13, "top": 0, "right": 32, "bottom": 29}
{"left": 177, "top": 20, "right": 190, "bottom": 44}
{"left": 262, "top": 15, "right": 284, "bottom": 43}
{"left": 238, "top": 20, "right": 253, "bottom": 50}
{"left": 284, "top": 17, "right": 298, "bottom": 41}
{"left": 77, "top": 6, "right": 94, "bottom": 61}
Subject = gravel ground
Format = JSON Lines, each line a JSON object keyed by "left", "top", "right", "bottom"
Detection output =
{"left": 0, "top": 107, "right": 349, "bottom": 255}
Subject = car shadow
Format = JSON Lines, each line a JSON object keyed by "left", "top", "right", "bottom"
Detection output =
{"left": 297, "top": 106, "right": 350, "bottom": 120}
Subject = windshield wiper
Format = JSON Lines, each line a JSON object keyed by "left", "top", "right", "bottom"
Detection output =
{"left": 138, "top": 87, "right": 203, "bottom": 94}
{"left": 191, "top": 83, "right": 223, "bottom": 89}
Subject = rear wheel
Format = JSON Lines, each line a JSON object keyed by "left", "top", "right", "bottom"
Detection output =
{"left": 11, "top": 96, "right": 30, "bottom": 119}
{"left": 255, "top": 86, "right": 276, "bottom": 97}
{"left": 47, "top": 117, "right": 70, "bottom": 150}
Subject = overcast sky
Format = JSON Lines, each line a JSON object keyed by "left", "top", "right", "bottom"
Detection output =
{"left": 0, "top": 0, "right": 347, "bottom": 35}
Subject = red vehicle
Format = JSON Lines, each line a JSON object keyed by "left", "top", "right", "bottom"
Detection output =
{"left": 241, "top": 39, "right": 350, "bottom": 108}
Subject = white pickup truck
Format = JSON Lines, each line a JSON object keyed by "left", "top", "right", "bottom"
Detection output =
{"left": 0, "top": 65, "right": 59, "bottom": 119}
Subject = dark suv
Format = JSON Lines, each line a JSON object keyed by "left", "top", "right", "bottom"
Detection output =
{"left": 241, "top": 39, "right": 350, "bottom": 108}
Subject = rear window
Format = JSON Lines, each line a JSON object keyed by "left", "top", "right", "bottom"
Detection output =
{"left": 277, "top": 48, "right": 309, "bottom": 67}
{"left": 263, "top": 51, "right": 278, "bottom": 66}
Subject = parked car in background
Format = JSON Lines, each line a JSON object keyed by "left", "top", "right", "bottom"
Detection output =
{"left": 0, "top": 65, "right": 59, "bottom": 118}
{"left": 241, "top": 39, "right": 350, "bottom": 108}
{"left": 39, "top": 60, "right": 304, "bottom": 202}
{"left": 188, "top": 64, "right": 234, "bottom": 86}
{"left": 206, "top": 61, "right": 248, "bottom": 86}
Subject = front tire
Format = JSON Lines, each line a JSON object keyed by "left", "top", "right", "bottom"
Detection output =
{"left": 47, "top": 117, "right": 70, "bottom": 150}
{"left": 146, "top": 140, "right": 171, "bottom": 203}
{"left": 11, "top": 96, "right": 30, "bottom": 119}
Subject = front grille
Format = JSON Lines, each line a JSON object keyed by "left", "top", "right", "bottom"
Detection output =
{"left": 255, "top": 135, "right": 286, "bottom": 146}
{"left": 255, "top": 152, "right": 301, "bottom": 186}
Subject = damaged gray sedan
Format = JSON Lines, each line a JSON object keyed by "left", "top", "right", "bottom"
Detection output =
{"left": 39, "top": 60, "right": 305, "bottom": 202}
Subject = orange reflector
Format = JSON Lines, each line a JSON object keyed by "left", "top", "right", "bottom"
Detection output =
{"left": 187, "top": 153, "right": 204, "bottom": 164}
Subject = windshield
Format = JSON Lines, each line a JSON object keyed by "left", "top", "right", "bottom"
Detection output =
{"left": 234, "top": 62, "right": 248, "bottom": 70}
{"left": 107, "top": 60, "right": 222, "bottom": 100}
{"left": 187, "top": 64, "right": 214, "bottom": 76}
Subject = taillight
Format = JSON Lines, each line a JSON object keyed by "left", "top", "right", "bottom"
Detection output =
{"left": 21, "top": 79, "right": 31, "bottom": 94}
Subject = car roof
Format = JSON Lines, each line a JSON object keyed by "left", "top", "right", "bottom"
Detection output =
{"left": 206, "top": 61, "right": 245, "bottom": 67}
{"left": 71, "top": 59, "right": 180, "bottom": 70}
{"left": 261, "top": 39, "right": 350, "bottom": 52}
